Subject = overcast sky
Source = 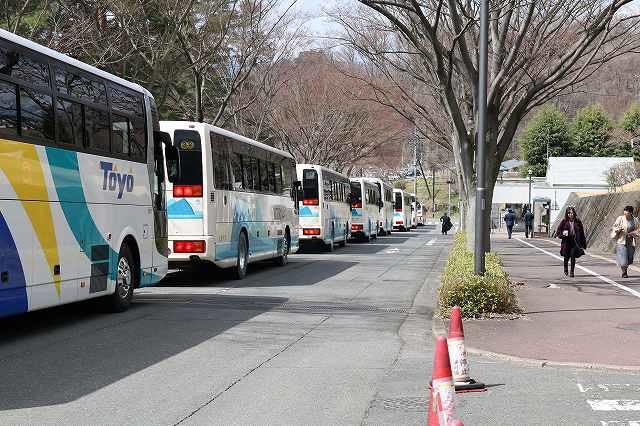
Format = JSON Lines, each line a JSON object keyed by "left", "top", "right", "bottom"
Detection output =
{"left": 292, "top": 0, "right": 355, "bottom": 36}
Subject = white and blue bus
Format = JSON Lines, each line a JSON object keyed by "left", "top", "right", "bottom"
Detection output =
{"left": 297, "top": 164, "right": 351, "bottom": 251}
{"left": 393, "top": 188, "right": 413, "bottom": 232}
{"left": 367, "top": 178, "right": 394, "bottom": 236}
{"left": 0, "top": 29, "right": 172, "bottom": 318}
{"left": 350, "top": 178, "right": 381, "bottom": 241}
{"left": 409, "top": 193, "right": 418, "bottom": 229}
{"left": 161, "top": 121, "right": 300, "bottom": 279}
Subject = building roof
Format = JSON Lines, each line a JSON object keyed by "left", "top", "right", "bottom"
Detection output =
{"left": 546, "top": 157, "right": 634, "bottom": 187}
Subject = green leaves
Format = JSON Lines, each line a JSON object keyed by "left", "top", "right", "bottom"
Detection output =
{"left": 570, "top": 105, "right": 614, "bottom": 157}
{"left": 520, "top": 104, "right": 638, "bottom": 176}
{"left": 519, "top": 105, "right": 571, "bottom": 177}
{"left": 438, "top": 233, "right": 520, "bottom": 319}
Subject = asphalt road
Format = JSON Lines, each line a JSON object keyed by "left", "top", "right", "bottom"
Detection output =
{"left": 0, "top": 227, "right": 450, "bottom": 425}
{"left": 5, "top": 227, "right": 640, "bottom": 425}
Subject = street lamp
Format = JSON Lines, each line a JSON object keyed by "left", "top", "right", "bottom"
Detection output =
{"left": 528, "top": 169, "right": 533, "bottom": 210}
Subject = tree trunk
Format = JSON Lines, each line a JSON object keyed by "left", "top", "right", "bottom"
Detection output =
{"left": 194, "top": 72, "right": 203, "bottom": 123}
{"left": 431, "top": 167, "right": 436, "bottom": 218}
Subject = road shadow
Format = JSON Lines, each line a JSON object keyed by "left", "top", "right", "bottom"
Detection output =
{"left": 0, "top": 293, "right": 288, "bottom": 410}
{"left": 160, "top": 258, "right": 359, "bottom": 288}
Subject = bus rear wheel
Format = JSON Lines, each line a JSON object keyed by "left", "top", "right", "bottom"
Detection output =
{"left": 234, "top": 232, "right": 248, "bottom": 280}
{"left": 275, "top": 231, "right": 290, "bottom": 266}
{"left": 108, "top": 244, "right": 136, "bottom": 312}
{"left": 325, "top": 227, "right": 335, "bottom": 252}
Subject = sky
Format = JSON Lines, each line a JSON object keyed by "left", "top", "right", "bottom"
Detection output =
{"left": 292, "top": 0, "right": 355, "bottom": 36}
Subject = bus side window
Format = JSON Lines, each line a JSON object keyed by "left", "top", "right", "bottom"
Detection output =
{"left": 0, "top": 81, "right": 18, "bottom": 138}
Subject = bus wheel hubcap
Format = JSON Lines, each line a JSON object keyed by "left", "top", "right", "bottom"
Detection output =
{"left": 117, "top": 257, "right": 132, "bottom": 299}
{"left": 240, "top": 239, "right": 247, "bottom": 269}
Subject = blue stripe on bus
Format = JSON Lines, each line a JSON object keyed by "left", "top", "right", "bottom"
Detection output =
{"left": 168, "top": 198, "right": 203, "bottom": 219}
{"left": 0, "top": 212, "right": 28, "bottom": 317}
{"left": 45, "top": 148, "right": 119, "bottom": 281}
{"left": 46, "top": 147, "right": 162, "bottom": 287}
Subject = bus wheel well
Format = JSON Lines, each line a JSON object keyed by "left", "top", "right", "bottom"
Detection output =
{"left": 121, "top": 235, "right": 140, "bottom": 288}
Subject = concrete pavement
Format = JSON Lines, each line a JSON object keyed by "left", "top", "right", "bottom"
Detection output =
{"left": 463, "top": 233, "right": 640, "bottom": 367}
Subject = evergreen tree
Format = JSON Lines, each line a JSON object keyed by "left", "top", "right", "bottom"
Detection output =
{"left": 570, "top": 104, "right": 614, "bottom": 157}
{"left": 519, "top": 105, "right": 572, "bottom": 176}
{"left": 621, "top": 103, "right": 640, "bottom": 160}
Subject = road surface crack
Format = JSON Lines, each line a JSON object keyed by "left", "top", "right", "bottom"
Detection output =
{"left": 174, "top": 315, "right": 330, "bottom": 425}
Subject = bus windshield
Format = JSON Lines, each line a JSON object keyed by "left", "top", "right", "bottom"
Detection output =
{"left": 173, "top": 130, "right": 203, "bottom": 186}
{"left": 350, "top": 182, "right": 362, "bottom": 208}
{"left": 302, "top": 169, "right": 319, "bottom": 205}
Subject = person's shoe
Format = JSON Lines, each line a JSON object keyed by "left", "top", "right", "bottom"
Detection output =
{"left": 570, "top": 272, "right": 575, "bottom": 277}
{"left": 564, "top": 266, "right": 568, "bottom": 276}
{"left": 622, "top": 267, "right": 629, "bottom": 278}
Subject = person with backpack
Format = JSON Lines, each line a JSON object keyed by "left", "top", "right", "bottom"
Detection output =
{"left": 524, "top": 208, "right": 534, "bottom": 239}
{"left": 440, "top": 212, "right": 452, "bottom": 235}
{"left": 503, "top": 208, "right": 516, "bottom": 239}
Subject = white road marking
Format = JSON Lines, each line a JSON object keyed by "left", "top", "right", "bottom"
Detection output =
{"left": 385, "top": 248, "right": 400, "bottom": 254}
{"left": 427, "top": 239, "right": 436, "bottom": 246}
{"left": 516, "top": 238, "right": 640, "bottom": 300}
{"left": 600, "top": 421, "right": 640, "bottom": 425}
{"left": 540, "top": 238, "right": 640, "bottom": 274}
{"left": 588, "top": 400, "right": 640, "bottom": 411}
{"left": 579, "top": 384, "right": 640, "bottom": 393}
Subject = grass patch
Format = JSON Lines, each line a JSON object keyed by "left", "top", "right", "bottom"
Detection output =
{"left": 438, "top": 233, "right": 520, "bottom": 319}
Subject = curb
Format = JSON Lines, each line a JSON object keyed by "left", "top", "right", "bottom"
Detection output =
{"left": 431, "top": 315, "right": 640, "bottom": 373}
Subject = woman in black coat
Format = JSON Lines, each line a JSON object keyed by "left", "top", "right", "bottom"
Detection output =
{"left": 556, "top": 206, "right": 587, "bottom": 277}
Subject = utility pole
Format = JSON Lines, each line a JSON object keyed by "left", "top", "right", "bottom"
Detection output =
{"left": 447, "top": 173, "right": 452, "bottom": 216}
{"left": 413, "top": 135, "right": 418, "bottom": 198}
{"left": 474, "top": 0, "right": 489, "bottom": 275}
{"left": 432, "top": 166, "right": 436, "bottom": 217}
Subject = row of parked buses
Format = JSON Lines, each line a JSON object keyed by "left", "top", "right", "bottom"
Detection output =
{"left": 0, "top": 29, "right": 424, "bottom": 319}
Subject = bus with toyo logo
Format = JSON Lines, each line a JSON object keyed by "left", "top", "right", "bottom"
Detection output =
{"left": 0, "top": 28, "right": 174, "bottom": 318}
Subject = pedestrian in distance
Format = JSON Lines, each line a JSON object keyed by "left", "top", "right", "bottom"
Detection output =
{"left": 611, "top": 205, "right": 640, "bottom": 278}
{"left": 556, "top": 206, "right": 587, "bottom": 278}
{"left": 524, "top": 207, "right": 534, "bottom": 239}
{"left": 440, "top": 212, "right": 453, "bottom": 235}
{"left": 503, "top": 208, "right": 516, "bottom": 239}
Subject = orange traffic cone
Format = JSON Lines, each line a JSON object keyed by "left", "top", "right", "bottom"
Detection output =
{"left": 448, "top": 306, "right": 486, "bottom": 392}
{"left": 428, "top": 336, "right": 460, "bottom": 425}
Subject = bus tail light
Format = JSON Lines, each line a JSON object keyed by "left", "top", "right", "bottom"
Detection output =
{"left": 173, "top": 185, "right": 203, "bottom": 198}
{"left": 303, "top": 199, "right": 319, "bottom": 206}
{"left": 395, "top": 221, "right": 404, "bottom": 225}
{"left": 303, "top": 228, "right": 321, "bottom": 236}
{"left": 351, "top": 202, "right": 362, "bottom": 208}
{"left": 395, "top": 208, "right": 402, "bottom": 212}
{"left": 351, "top": 224, "right": 363, "bottom": 231}
{"left": 173, "top": 240, "right": 206, "bottom": 253}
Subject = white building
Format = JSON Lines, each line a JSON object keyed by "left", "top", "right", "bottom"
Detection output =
{"left": 492, "top": 157, "right": 634, "bottom": 233}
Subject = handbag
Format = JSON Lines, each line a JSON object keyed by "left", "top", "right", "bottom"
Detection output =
{"left": 574, "top": 245, "right": 585, "bottom": 258}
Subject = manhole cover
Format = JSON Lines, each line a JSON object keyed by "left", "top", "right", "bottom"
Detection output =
{"left": 374, "top": 397, "right": 427, "bottom": 411}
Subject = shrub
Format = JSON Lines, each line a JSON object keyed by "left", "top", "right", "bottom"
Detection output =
{"left": 438, "top": 233, "right": 520, "bottom": 319}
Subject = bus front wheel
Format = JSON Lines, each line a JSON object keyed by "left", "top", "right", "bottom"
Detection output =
{"left": 108, "top": 244, "right": 136, "bottom": 312}
{"left": 234, "top": 232, "right": 249, "bottom": 280}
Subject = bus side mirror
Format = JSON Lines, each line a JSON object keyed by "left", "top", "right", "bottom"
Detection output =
{"left": 165, "top": 146, "right": 180, "bottom": 184}
{"left": 293, "top": 180, "right": 303, "bottom": 201}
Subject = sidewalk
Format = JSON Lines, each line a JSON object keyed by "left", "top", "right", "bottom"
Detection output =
{"left": 463, "top": 232, "right": 640, "bottom": 367}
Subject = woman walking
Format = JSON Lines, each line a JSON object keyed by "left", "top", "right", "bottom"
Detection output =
{"left": 556, "top": 206, "right": 587, "bottom": 277}
{"left": 611, "top": 205, "right": 640, "bottom": 278}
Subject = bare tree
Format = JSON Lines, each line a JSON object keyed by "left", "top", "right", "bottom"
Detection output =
{"left": 332, "top": 0, "right": 640, "bottom": 248}
{"left": 267, "top": 51, "right": 409, "bottom": 173}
